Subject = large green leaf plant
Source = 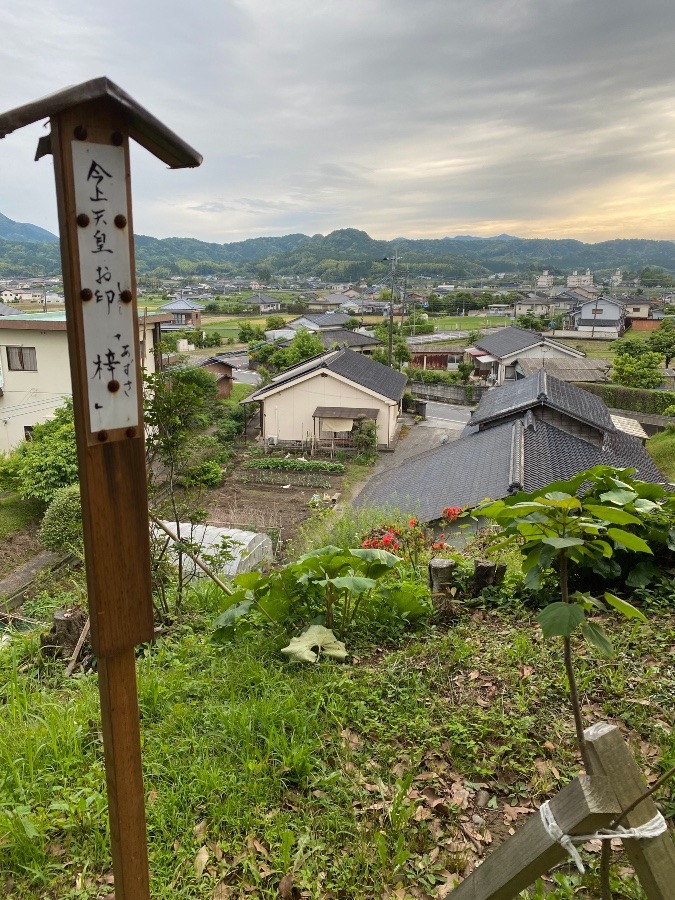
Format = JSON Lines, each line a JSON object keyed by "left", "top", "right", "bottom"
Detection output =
{"left": 475, "top": 466, "right": 670, "bottom": 771}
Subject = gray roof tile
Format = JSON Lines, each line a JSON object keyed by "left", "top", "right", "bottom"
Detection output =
{"left": 469, "top": 370, "right": 614, "bottom": 430}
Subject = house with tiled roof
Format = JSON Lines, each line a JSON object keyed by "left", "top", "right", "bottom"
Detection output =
{"left": 355, "top": 372, "right": 666, "bottom": 521}
{"left": 242, "top": 348, "right": 406, "bottom": 449}
{"left": 242, "top": 293, "right": 282, "bottom": 313}
{"left": 158, "top": 297, "right": 204, "bottom": 331}
{"left": 466, "top": 326, "right": 584, "bottom": 385}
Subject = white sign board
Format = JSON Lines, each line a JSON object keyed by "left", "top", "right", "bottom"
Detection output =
{"left": 72, "top": 141, "right": 138, "bottom": 434}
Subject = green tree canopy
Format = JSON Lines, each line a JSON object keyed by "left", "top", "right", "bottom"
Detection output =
{"left": 647, "top": 320, "right": 675, "bottom": 368}
{"left": 0, "top": 400, "right": 77, "bottom": 504}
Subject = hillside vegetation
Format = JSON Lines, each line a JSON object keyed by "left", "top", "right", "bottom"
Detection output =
{"left": 3, "top": 225, "right": 675, "bottom": 280}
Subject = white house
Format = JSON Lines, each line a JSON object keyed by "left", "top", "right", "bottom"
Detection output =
{"left": 465, "top": 326, "right": 585, "bottom": 385}
{"left": 242, "top": 348, "right": 407, "bottom": 450}
{"left": 0, "top": 310, "right": 169, "bottom": 452}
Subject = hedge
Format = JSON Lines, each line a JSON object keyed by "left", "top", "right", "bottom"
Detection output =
{"left": 403, "top": 366, "right": 462, "bottom": 385}
{"left": 576, "top": 383, "right": 675, "bottom": 415}
{"left": 242, "top": 458, "right": 346, "bottom": 473}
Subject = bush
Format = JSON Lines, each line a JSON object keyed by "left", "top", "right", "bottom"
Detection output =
{"left": 404, "top": 366, "right": 462, "bottom": 385}
{"left": 39, "top": 484, "right": 83, "bottom": 558}
{"left": 182, "top": 459, "right": 223, "bottom": 488}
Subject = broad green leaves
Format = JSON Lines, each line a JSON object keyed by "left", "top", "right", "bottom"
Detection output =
{"left": 537, "top": 603, "right": 584, "bottom": 638}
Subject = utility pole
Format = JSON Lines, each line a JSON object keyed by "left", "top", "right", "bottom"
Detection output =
{"left": 383, "top": 252, "right": 399, "bottom": 366}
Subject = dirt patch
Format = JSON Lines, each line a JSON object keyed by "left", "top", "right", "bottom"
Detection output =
{"left": 0, "top": 525, "right": 42, "bottom": 580}
{"left": 205, "top": 467, "right": 344, "bottom": 554}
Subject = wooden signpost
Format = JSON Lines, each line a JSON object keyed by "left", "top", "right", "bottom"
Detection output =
{"left": 0, "top": 78, "right": 202, "bottom": 899}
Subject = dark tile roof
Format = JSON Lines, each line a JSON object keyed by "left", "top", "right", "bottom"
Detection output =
{"left": 290, "top": 313, "right": 352, "bottom": 328}
{"left": 517, "top": 359, "right": 611, "bottom": 383}
{"left": 326, "top": 348, "right": 407, "bottom": 400}
{"left": 247, "top": 348, "right": 407, "bottom": 402}
{"left": 315, "top": 329, "right": 382, "bottom": 349}
{"left": 354, "top": 414, "right": 667, "bottom": 521}
{"left": 475, "top": 326, "right": 583, "bottom": 360}
{"left": 160, "top": 298, "right": 204, "bottom": 311}
{"left": 354, "top": 421, "right": 517, "bottom": 520}
{"left": 469, "top": 370, "right": 614, "bottom": 430}
{"left": 475, "top": 326, "right": 544, "bottom": 357}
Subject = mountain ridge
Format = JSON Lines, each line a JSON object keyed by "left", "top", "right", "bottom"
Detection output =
{"left": 0, "top": 212, "right": 58, "bottom": 244}
{"left": 1, "top": 215, "right": 675, "bottom": 281}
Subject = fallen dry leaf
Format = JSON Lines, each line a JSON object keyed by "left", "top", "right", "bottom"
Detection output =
{"left": 503, "top": 805, "right": 532, "bottom": 822}
{"left": 279, "top": 872, "right": 296, "bottom": 898}
{"left": 194, "top": 845, "right": 209, "bottom": 878}
{"left": 193, "top": 819, "right": 208, "bottom": 840}
{"left": 213, "top": 883, "right": 233, "bottom": 899}
{"left": 450, "top": 783, "right": 470, "bottom": 809}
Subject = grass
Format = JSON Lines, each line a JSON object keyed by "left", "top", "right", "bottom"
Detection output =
{"left": 646, "top": 429, "right": 675, "bottom": 480}
{"left": 0, "top": 494, "right": 42, "bottom": 539}
{"left": 1, "top": 580, "right": 673, "bottom": 898}
{"left": 230, "top": 383, "right": 254, "bottom": 403}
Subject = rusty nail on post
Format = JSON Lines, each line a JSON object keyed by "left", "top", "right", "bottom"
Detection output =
{"left": 97, "top": 430, "right": 109, "bottom": 442}
{"left": 74, "top": 125, "right": 87, "bottom": 140}
{"left": 80, "top": 288, "right": 93, "bottom": 301}
{"left": 108, "top": 380, "right": 120, "bottom": 393}
{"left": 114, "top": 214, "right": 127, "bottom": 229}
{"left": 126, "top": 427, "right": 137, "bottom": 439}
{"left": 76, "top": 213, "right": 90, "bottom": 227}
{"left": 120, "top": 290, "right": 133, "bottom": 304}
{"left": 111, "top": 131, "right": 124, "bottom": 146}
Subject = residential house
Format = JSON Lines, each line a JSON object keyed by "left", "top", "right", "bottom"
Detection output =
{"left": 0, "top": 310, "right": 168, "bottom": 452}
{"left": 0, "top": 302, "right": 21, "bottom": 317}
{"left": 242, "top": 348, "right": 406, "bottom": 449}
{"left": 514, "top": 294, "right": 554, "bottom": 318}
{"left": 196, "top": 356, "right": 234, "bottom": 399}
{"left": 624, "top": 299, "right": 665, "bottom": 330}
{"left": 464, "top": 326, "right": 585, "bottom": 384}
{"left": 286, "top": 313, "right": 353, "bottom": 332}
{"left": 292, "top": 329, "right": 382, "bottom": 355}
{"left": 159, "top": 297, "right": 204, "bottom": 331}
{"left": 354, "top": 372, "right": 665, "bottom": 522}
{"left": 306, "top": 294, "right": 348, "bottom": 312}
{"left": 242, "top": 293, "right": 282, "bottom": 314}
{"left": 572, "top": 297, "right": 625, "bottom": 337}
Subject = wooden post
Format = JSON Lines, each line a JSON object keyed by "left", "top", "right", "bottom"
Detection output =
{"left": 450, "top": 776, "right": 619, "bottom": 900}
{"left": 585, "top": 723, "right": 675, "bottom": 900}
{"left": 0, "top": 79, "right": 201, "bottom": 900}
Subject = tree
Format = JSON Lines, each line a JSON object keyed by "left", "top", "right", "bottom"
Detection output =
{"left": 611, "top": 340, "right": 664, "bottom": 389}
{"left": 647, "top": 320, "right": 675, "bottom": 368}
{"left": 0, "top": 400, "right": 77, "bottom": 504}
{"left": 344, "top": 317, "right": 360, "bottom": 331}
{"left": 144, "top": 367, "right": 222, "bottom": 610}
{"left": 265, "top": 315, "right": 286, "bottom": 331}
{"left": 476, "top": 467, "right": 662, "bottom": 772}
{"left": 393, "top": 341, "right": 411, "bottom": 369}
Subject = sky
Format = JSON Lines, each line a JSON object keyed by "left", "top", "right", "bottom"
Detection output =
{"left": 2, "top": 0, "right": 675, "bottom": 245}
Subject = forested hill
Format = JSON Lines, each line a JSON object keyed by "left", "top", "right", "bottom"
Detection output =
{"left": 2, "top": 223, "right": 675, "bottom": 280}
{"left": 0, "top": 212, "right": 58, "bottom": 244}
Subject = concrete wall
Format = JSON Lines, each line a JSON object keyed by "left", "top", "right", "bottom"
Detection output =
{"left": 409, "top": 381, "right": 487, "bottom": 405}
{"left": 260, "top": 371, "right": 398, "bottom": 447}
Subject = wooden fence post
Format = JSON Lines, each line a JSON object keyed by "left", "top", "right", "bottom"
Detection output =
{"left": 585, "top": 722, "right": 675, "bottom": 900}
{"left": 449, "top": 775, "right": 619, "bottom": 900}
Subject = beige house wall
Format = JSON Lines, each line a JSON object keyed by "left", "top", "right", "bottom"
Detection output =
{"left": 260, "top": 371, "right": 399, "bottom": 447}
{"left": 498, "top": 342, "right": 580, "bottom": 383}
{"left": 0, "top": 325, "right": 158, "bottom": 453}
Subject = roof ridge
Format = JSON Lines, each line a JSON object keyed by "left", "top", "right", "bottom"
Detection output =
{"left": 508, "top": 420, "right": 524, "bottom": 493}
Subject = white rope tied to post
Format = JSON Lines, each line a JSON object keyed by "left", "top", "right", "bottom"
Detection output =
{"left": 539, "top": 799, "right": 668, "bottom": 874}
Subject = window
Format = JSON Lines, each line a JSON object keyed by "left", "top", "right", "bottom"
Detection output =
{"left": 24, "top": 426, "right": 34, "bottom": 441}
{"left": 591, "top": 309, "right": 604, "bottom": 316}
{"left": 6, "top": 346, "right": 37, "bottom": 371}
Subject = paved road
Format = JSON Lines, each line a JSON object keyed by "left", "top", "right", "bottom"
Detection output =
{"left": 419, "top": 401, "right": 472, "bottom": 428}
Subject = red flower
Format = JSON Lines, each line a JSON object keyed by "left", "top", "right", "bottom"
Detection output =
{"left": 408, "top": 518, "right": 417, "bottom": 527}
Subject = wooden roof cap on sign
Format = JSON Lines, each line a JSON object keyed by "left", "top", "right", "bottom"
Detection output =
{"left": 0, "top": 76, "right": 202, "bottom": 169}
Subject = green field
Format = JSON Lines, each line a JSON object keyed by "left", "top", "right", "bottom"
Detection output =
{"left": 646, "top": 429, "right": 675, "bottom": 480}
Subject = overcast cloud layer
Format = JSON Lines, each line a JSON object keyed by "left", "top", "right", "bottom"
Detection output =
{"left": 2, "top": 0, "right": 675, "bottom": 243}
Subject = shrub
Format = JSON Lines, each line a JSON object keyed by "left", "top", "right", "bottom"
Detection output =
{"left": 404, "top": 366, "right": 462, "bottom": 385}
{"left": 39, "top": 484, "right": 83, "bottom": 558}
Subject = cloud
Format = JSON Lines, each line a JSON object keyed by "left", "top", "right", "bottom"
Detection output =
{"left": 2, "top": 0, "right": 675, "bottom": 243}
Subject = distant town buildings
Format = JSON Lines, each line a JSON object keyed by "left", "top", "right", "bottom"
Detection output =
{"left": 567, "top": 268, "right": 593, "bottom": 288}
